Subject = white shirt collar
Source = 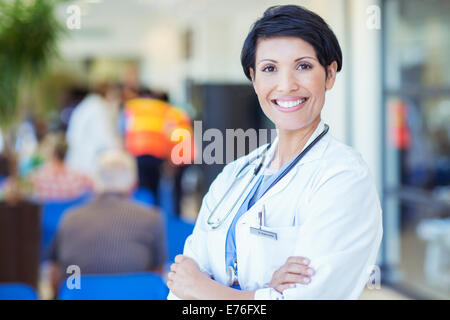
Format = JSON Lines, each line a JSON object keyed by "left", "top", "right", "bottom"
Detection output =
{"left": 263, "top": 119, "right": 329, "bottom": 168}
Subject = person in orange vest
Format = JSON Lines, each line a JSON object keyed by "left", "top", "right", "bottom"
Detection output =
{"left": 123, "top": 89, "right": 194, "bottom": 212}
{"left": 160, "top": 93, "right": 195, "bottom": 216}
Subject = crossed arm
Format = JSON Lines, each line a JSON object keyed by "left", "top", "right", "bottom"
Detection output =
{"left": 166, "top": 254, "right": 314, "bottom": 300}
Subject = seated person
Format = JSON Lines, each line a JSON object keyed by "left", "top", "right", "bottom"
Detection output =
{"left": 48, "top": 149, "right": 167, "bottom": 296}
{"left": 30, "top": 139, "right": 92, "bottom": 201}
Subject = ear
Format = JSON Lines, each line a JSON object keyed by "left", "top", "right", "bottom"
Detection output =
{"left": 325, "top": 61, "right": 338, "bottom": 91}
{"left": 249, "top": 68, "right": 255, "bottom": 83}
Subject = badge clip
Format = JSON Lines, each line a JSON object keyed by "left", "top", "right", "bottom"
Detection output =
{"left": 250, "top": 205, "right": 277, "bottom": 240}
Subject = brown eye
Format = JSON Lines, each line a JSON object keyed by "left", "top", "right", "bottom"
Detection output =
{"left": 297, "top": 63, "right": 312, "bottom": 70}
{"left": 262, "top": 65, "right": 276, "bottom": 72}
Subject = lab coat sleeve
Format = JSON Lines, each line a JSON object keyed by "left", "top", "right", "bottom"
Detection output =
{"left": 254, "top": 161, "right": 383, "bottom": 300}
{"left": 167, "top": 160, "right": 239, "bottom": 300}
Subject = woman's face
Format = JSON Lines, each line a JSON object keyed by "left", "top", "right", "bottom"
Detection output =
{"left": 250, "top": 36, "right": 337, "bottom": 131}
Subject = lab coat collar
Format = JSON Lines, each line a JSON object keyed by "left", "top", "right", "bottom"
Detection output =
{"left": 263, "top": 119, "right": 329, "bottom": 169}
{"left": 247, "top": 120, "right": 329, "bottom": 204}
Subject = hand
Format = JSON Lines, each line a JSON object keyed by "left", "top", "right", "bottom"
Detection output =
{"left": 167, "top": 255, "right": 209, "bottom": 299}
{"left": 269, "top": 256, "right": 315, "bottom": 293}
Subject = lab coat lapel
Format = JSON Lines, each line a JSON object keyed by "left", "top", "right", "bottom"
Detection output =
{"left": 251, "top": 120, "right": 329, "bottom": 204}
{"left": 254, "top": 166, "right": 299, "bottom": 203}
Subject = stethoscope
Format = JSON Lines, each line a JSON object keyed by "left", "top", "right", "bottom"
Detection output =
{"left": 206, "top": 124, "right": 330, "bottom": 230}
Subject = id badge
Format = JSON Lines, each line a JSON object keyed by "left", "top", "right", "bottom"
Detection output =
{"left": 250, "top": 205, "right": 277, "bottom": 240}
{"left": 250, "top": 226, "right": 278, "bottom": 240}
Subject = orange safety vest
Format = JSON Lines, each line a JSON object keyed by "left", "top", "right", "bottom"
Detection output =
{"left": 124, "top": 98, "right": 194, "bottom": 164}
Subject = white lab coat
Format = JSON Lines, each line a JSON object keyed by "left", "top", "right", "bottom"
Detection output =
{"left": 168, "top": 120, "right": 383, "bottom": 300}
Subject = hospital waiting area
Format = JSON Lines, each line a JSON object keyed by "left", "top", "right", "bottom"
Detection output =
{"left": 0, "top": 0, "right": 449, "bottom": 300}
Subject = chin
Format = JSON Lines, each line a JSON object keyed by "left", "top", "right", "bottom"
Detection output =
{"left": 264, "top": 105, "right": 321, "bottom": 132}
{"left": 271, "top": 117, "right": 318, "bottom": 131}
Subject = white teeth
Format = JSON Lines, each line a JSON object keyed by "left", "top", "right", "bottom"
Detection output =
{"left": 276, "top": 98, "right": 306, "bottom": 108}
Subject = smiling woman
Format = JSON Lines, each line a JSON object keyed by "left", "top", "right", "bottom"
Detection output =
{"left": 250, "top": 37, "right": 336, "bottom": 137}
{"left": 241, "top": 5, "right": 342, "bottom": 168}
{"left": 167, "top": 5, "right": 382, "bottom": 300}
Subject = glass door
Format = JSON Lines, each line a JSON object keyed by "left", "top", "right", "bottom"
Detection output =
{"left": 382, "top": 0, "right": 450, "bottom": 299}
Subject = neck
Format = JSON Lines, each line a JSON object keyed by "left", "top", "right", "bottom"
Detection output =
{"left": 270, "top": 117, "right": 321, "bottom": 170}
{"left": 50, "top": 159, "right": 65, "bottom": 170}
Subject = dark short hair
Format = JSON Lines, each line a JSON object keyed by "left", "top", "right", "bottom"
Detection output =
{"left": 53, "top": 139, "right": 68, "bottom": 162}
{"left": 241, "top": 5, "right": 343, "bottom": 80}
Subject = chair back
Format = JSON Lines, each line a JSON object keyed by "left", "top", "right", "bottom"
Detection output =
{"left": 158, "top": 177, "right": 176, "bottom": 217}
{"left": 166, "top": 215, "right": 195, "bottom": 263}
{"left": 40, "top": 194, "right": 91, "bottom": 261}
{"left": 0, "top": 283, "right": 38, "bottom": 300}
{"left": 131, "top": 187, "right": 156, "bottom": 207}
{"left": 58, "top": 272, "right": 168, "bottom": 300}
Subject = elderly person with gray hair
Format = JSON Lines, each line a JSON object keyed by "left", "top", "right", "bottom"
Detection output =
{"left": 48, "top": 149, "right": 167, "bottom": 298}
{"left": 94, "top": 148, "right": 138, "bottom": 194}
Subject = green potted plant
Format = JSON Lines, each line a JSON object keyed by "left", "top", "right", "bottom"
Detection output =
{"left": 0, "top": 0, "right": 65, "bottom": 291}
{"left": 0, "top": 0, "right": 65, "bottom": 196}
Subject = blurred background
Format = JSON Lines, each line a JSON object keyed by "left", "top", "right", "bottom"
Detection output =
{"left": 0, "top": 0, "right": 448, "bottom": 300}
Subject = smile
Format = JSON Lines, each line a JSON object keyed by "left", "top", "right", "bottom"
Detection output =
{"left": 271, "top": 97, "right": 309, "bottom": 112}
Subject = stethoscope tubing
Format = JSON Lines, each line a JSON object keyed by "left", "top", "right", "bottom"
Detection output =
{"left": 207, "top": 144, "right": 270, "bottom": 229}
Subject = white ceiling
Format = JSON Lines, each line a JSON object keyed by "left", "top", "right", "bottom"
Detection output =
{"left": 55, "top": 0, "right": 306, "bottom": 57}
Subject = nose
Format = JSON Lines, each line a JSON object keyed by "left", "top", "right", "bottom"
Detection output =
{"left": 276, "top": 70, "right": 299, "bottom": 93}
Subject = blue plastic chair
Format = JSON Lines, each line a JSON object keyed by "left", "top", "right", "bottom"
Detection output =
{"left": 158, "top": 177, "right": 176, "bottom": 217}
{"left": 58, "top": 272, "right": 168, "bottom": 300}
{"left": 156, "top": 177, "right": 195, "bottom": 262}
{"left": 131, "top": 187, "right": 156, "bottom": 207}
{"left": 0, "top": 283, "right": 38, "bottom": 300}
{"left": 166, "top": 215, "right": 195, "bottom": 263}
{"left": 40, "top": 193, "right": 91, "bottom": 261}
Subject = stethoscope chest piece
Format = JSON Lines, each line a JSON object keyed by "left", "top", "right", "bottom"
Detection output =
{"left": 226, "top": 265, "right": 238, "bottom": 287}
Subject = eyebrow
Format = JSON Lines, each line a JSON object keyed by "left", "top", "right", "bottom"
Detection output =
{"left": 257, "top": 56, "right": 317, "bottom": 65}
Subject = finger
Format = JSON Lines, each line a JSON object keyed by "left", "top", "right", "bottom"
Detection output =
{"left": 174, "top": 255, "right": 185, "bottom": 263}
{"left": 170, "top": 263, "right": 177, "bottom": 272}
{"left": 286, "top": 256, "right": 310, "bottom": 265}
{"left": 283, "top": 263, "right": 315, "bottom": 276}
{"left": 281, "top": 273, "right": 311, "bottom": 285}
{"left": 167, "top": 271, "right": 176, "bottom": 281}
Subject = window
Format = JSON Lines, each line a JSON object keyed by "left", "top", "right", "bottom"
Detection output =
{"left": 382, "top": 0, "right": 450, "bottom": 299}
